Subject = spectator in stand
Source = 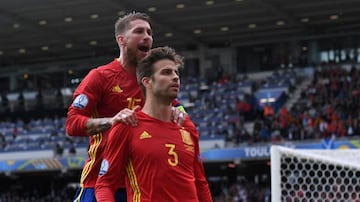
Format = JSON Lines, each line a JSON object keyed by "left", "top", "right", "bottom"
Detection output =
{"left": 54, "top": 142, "right": 64, "bottom": 158}
{"left": 1, "top": 92, "right": 9, "bottom": 113}
{"left": 68, "top": 142, "right": 77, "bottom": 156}
{"left": 236, "top": 97, "right": 251, "bottom": 123}
{"left": 12, "top": 127, "right": 18, "bottom": 140}
{"left": 35, "top": 90, "right": 44, "bottom": 110}
{"left": 55, "top": 88, "right": 64, "bottom": 109}
{"left": 17, "top": 91, "right": 25, "bottom": 112}
{"left": 0, "top": 132, "right": 6, "bottom": 149}
{"left": 263, "top": 103, "right": 275, "bottom": 119}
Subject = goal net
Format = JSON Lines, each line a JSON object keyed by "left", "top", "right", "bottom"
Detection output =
{"left": 271, "top": 146, "right": 360, "bottom": 202}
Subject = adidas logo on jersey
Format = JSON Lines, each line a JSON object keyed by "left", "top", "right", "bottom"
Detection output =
{"left": 140, "top": 131, "right": 152, "bottom": 140}
{"left": 112, "top": 85, "right": 123, "bottom": 93}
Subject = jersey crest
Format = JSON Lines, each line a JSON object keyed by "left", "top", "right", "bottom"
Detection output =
{"left": 180, "top": 129, "right": 193, "bottom": 146}
{"left": 180, "top": 129, "right": 194, "bottom": 152}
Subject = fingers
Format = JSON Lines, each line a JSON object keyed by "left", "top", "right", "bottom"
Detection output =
{"left": 114, "top": 108, "right": 138, "bottom": 127}
{"left": 171, "top": 107, "right": 186, "bottom": 126}
{"left": 133, "top": 105, "right": 141, "bottom": 111}
{"left": 171, "top": 107, "right": 178, "bottom": 123}
{"left": 126, "top": 109, "right": 138, "bottom": 126}
{"left": 177, "top": 112, "right": 185, "bottom": 126}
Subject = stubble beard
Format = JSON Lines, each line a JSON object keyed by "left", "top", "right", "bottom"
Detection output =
{"left": 126, "top": 47, "right": 140, "bottom": 67}
{"left": 153, "top": 87, "right": 178, "bottom": 105}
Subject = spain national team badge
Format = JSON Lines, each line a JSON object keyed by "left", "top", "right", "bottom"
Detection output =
{"left": 180, "top": 129, "right": 193, "bottom": 146}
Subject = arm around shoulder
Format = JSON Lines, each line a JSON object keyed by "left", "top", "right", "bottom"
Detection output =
{"left": 66, "top": 68, "right": 106, "bottom": 136}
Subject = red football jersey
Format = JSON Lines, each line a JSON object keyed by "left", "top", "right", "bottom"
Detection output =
{"left": 66, "top": 59, "right": 145, "bottom": 188}
{"left": 95, "top": 111, "right": 212, "bottom": 202}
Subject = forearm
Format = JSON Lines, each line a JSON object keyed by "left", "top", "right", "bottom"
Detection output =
{"left": 95, "top": 185, "right": 116, "bottom": 202}
{"left": 66, "top": 112, "right": 89, "bottom": 137}
{"left": 195, "top": 163, "right": 213, "bottom": 202}
{"left": 196, "top": 177, "right": 213, "bottom": 202}
{"left": 86, "top": 117, "right": 113, "bottom": 135}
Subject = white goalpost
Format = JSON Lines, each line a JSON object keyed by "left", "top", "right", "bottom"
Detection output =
{"left": 271, "top": 145, "right": 360, "bottom": 202}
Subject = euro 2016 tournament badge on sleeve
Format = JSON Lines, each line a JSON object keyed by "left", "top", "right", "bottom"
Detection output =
{"left": 72, "top": 94, "right": 88, "bottom": 109}
{"left": 99, "top": 159, "right": 109, "bottom": 176}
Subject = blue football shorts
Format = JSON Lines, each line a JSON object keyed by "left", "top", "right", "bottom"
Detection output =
{"left": 73, "top": 187, "right": 126, "bottom": 202}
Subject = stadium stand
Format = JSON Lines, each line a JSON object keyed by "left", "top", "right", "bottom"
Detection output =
{"left": 1, "top": 63, "right": 359, "bottom": 201}
{"left": 0, "top": 65, "right": 359, "bottom": 150}
{"left": 1, "top": 0, "right": 360, "bottom": 198}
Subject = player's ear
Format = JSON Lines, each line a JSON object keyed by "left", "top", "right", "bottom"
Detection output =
{"left": 142, "top": 77, "right": 152, "bottom": 89}
{"left": 117, "top": 34, "right": 125, "bottom": 46}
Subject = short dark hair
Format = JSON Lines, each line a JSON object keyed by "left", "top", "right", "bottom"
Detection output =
{"left": 137, "top": 46, "right": 184, "bottom": 94}
{"left": 114, "top": 12, "right": 151, "bottom": 38}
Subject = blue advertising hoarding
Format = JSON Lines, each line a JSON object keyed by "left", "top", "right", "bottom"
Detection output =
{"left": 0, "top": 139, "right": 359, "bottom": 172}
{"left": 200, "top": 139, "right": 360, "bottom": 161}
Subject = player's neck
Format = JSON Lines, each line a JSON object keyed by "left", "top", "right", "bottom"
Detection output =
{"left": 142, "top": 99, "right": 173, "bottom": 122}
{"left": 117, "top": 56, "right": 136, "bottom": 75}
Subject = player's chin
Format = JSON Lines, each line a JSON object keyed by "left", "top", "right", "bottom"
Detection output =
{"left": 168, "top": 92, "right": 178, "bottom": 100}
{"left": 169, "top": 88, "right": 179, "bottom": 94}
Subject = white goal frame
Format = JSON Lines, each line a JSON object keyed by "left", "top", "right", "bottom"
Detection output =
{"left": 271, "top": 145, "right": 360, "bottom": 202}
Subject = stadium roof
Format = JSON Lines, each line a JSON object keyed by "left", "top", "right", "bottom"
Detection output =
{"left": 0, "top": 0, "right": 360, "bottom": 66}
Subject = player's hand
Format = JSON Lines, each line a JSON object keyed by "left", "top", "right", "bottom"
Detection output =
{"left": 171, "top": 106, "right": 186, "bottom": 126}
{"left": 111, "top": 106, "right": 140, "bottom": 127}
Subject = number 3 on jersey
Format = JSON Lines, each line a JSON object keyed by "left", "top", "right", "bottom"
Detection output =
{"left": 165, "top": 144, "right": 178, "bottom": 166}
